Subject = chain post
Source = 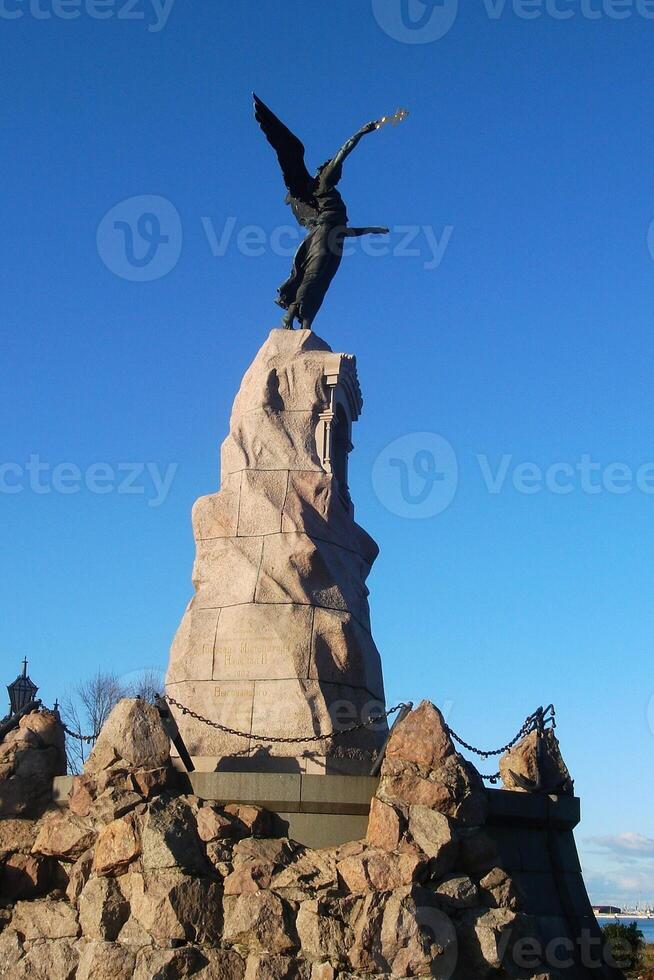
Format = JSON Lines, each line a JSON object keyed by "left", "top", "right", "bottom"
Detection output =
{"left": 369, "top": 701, "right": 413, "bottom": 777}
{"left": 154, "top": 694, "right": 195, "bottom": 773}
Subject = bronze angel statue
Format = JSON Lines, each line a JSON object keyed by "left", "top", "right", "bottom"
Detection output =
{"left": 253, "top": 94, "right": 408, "bottom": 330}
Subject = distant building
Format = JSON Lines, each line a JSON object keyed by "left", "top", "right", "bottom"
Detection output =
{"left": 593, "top": 906, "right": 622, "bottom": 916}
{"left": 7, "top": 658, "right": 38, "bottom": 717}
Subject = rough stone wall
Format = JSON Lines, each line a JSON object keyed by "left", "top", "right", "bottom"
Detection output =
{"left": 0, "top": 699, "right": 624, "bottom": 979}
{"left": 0, "top": 710, "right": 66, "bottom": 819}
{"left": 166, "top": 329, "right": 387, "bottom": 773}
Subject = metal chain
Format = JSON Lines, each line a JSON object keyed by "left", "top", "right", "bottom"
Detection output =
{"left": 62, "top": 724, "right": 97, "bottom": 745}
{"left": 446, "top": 719, "right": 532, "bottom": 760}
{"left": 163, "top": 693, "right": 406, "bottom": 744}
{"left": 446, "top": 705, "right": 556, "bottom": 761}
{"left": 60, "top": 696, "right": 555, "bottom": 788}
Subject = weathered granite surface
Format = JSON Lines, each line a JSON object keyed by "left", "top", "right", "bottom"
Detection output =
{"left": 0, "top": 710, "right": 66, "bottom": 819}
{"left": 166, "top": 329, "right": 387, "bottom": 772}
{"left": 500, "top": 729, "right": 574, "bottom": 796}
{"left": 0, "top": 699, "right": 621, "bottom": 980}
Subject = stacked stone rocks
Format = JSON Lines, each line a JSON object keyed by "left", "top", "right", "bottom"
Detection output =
{"left": 0, "top": 699, "right": 617, "bottom": 979}
{"left": 0, "top": 710, "right": 66, "bottom": 819}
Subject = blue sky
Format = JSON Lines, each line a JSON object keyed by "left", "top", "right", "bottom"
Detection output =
{"left": 2, "top": 0, "right": 654, "bottom": 904}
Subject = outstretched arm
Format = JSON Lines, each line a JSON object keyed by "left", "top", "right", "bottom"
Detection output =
{"left": 333, "top": 121, "right": 377, "bottom": 167}
{"left": 320, "top": 121, "right": 378, "bottom": 184}
{"left": 344, "top": 226, "right": 390, "bottom": 237}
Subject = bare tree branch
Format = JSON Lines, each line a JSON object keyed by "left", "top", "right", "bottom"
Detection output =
{"left": 60, "top": 695, "right": 86, "bottom": 775}
{"left": 60, "top": 671, "right": 128, "bottom": 775}
{"left": 127, "top": 668, "right": 165, "bottom": 704}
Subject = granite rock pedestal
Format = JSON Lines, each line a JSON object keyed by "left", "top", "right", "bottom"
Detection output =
{"left": 165, "top": 329, "right": 388, "bottom": 773}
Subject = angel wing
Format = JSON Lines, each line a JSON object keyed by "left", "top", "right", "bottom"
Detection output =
{"left": 253, "top": 93, "right": 318, "bottom": 227}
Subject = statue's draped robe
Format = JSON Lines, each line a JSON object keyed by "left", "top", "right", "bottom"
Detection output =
{"left": 278, "top": 160, "right": 348, "bottom": 324}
